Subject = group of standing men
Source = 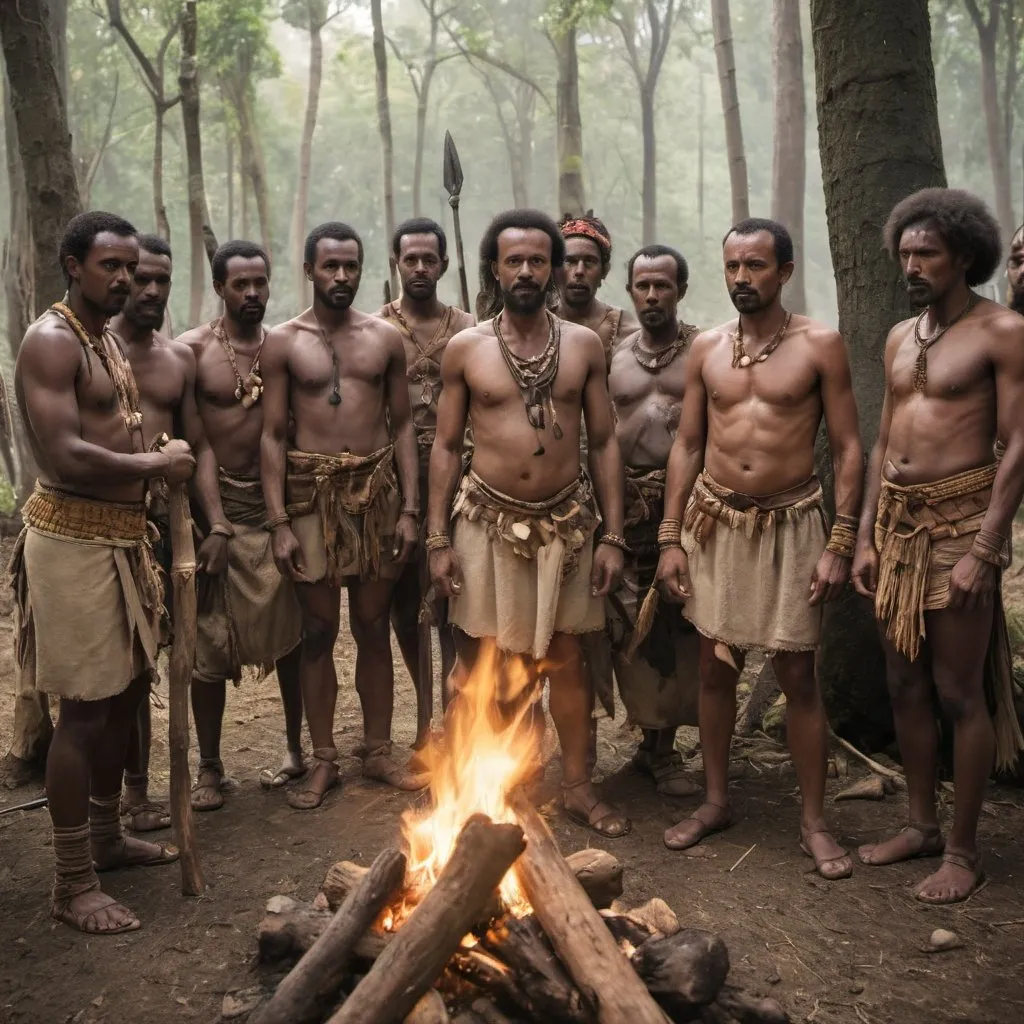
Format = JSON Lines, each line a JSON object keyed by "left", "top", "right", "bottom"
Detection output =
{"left": 8, "top": 186, "right": 1024, "bottom": 936}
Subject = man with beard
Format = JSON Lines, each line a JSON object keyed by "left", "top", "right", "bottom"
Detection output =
{"left": 555, "top": 212, "right": 639, "bottom": 365}
{"left": 261, "top": 222, "right": 422, "bottom": 808}
{"left": 428, "top": 208, "right": 629, "bottom": 837}
{"left": 11, "top": 212, "right": 194, "bottom": 932}
{"left": 176, "top": 241, "right": 304, "bottom": 811}
{"left": 854, "top": 189, "right": 1024, "bottom": 904}
{"left": 1008, "top": 223, "right": 1024, "bottom": 314}
{"left": 605, "top": 245, "right": 702, "bottom": 797}
{"left": 376, "top": 218, "right": 475, "bottom": 749}
{"left": 655, "top": 218, "right": 863, "bottom": 878}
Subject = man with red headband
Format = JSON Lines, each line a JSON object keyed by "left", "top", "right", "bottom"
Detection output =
{"left": 556, "top": 212, "right": 639, "bottom": 367}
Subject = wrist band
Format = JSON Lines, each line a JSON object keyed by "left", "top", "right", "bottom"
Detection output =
{"left": 265, "top": 513, "right": 291, "bottom": 532}
{"left": 657, "top": 518, "right": 683, "bottom": 551}
{"left": 209, "top": 522, "right": 235, "bottom": 539}
{"left": 825, "top": 520, "right": 857, "bottom": 559}
{"left": 425, "top": 531, "right": 451, "bottom": 552}
{"left": 972, "top": 528, "right": 1008, "bottom": 568}
{"left": 598, "top": 532, "right": 630, "bottom": 554}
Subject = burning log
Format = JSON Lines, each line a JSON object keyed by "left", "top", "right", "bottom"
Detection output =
{"left": 630, "top": 930, "right": 730, "bottom": 1020}
{"left": 257, "top": 896, "right": 389, "bottom": 965}
{"left": 508, "top": 788, "right": 670, "bottom": 1024}
{"left": 325, "top": 814, "right": 526, "bottom": 1024}
{"left": 564, "top": 849, "right": 624, "bottom": 909}
{"left": 252, "top": 849, "right": 407, "bottom": 1024}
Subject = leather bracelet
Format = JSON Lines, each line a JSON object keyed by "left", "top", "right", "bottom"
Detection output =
{"left": 972, "top": 528, "right": 1008, "bottom": 567}
{"left": 265, "top": 512, "right": 291, "bottom": 532}
{"left": 598, "top": 532, "right": 630, "bottom": 554}
{"left": 208, "top": 521, "right": 235, "bottom": 539}
{"left": 425, "top": 531, "right": 451, "bottom": 552}
{"left": 401, "top": 508, "right": 421, "bottom": 519}
{"left": 657, "top": 518, "right": 683, "bottom": 550}
{"left": 825, "top": 522, "right": 857, "bottom": 559}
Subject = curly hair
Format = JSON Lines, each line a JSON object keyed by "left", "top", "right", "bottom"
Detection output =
{"left": 883, "top": 188, "right": 1003, "bottom": 286}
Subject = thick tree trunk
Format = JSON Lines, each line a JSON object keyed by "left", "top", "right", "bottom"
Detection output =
{"left": 178, "top": 0, "right": 218, "bottom": 326}
{"left": 371, "top": 0, "right": 397, "bottom": 296}
{"left": 976, "top": 24, "right": 1015, "bottom": 237}
{"left": 154, "top": 103, "right": 170, "bottom": 240}
{"left": 226, "top": 130, "right": 235, "bottom": 240}
{"left": 236, "top": 87, "right": 272, "bottom": 259}
{"left": 811, "top": 0, "right": 946, "bottom": 747}
{"left": 412, "top": 66, "right": 433, "bottom": 218}
{"left": 697, "top": 71, "right": 705, "bottom": 240}
{"left": 711, "top": 0, "right": 749, "bottom": 225}
{"left": 554, "top": 25, "right": 585, "bottom": 218}
{"left": 3, "top": 85, "right": 32, "bottom": 363}
{"left": 291, "top": 3, "right": 323, "bottom": 301}
{"left": 640, "top": 86, "right": 656, "bottom": 244}
{"left": 770, "top": 0, "right": 806, "bottom": 313}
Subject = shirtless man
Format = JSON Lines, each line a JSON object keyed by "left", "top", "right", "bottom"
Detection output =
{"left": 1008, "top": 223, "right": 1024, "bottom": 315}
{"left": 655, "top": 218, "right": 863, "bottom": 878}
{"left": 555, "top": 212, "right": 639, "bottom": 366}
{"left": 428, "top": 209, "right": 629, "bottom": 838}
{"left": 606, "top": 244, "right": 702, "bottom": 796}
{"left": 376, "top": 217, "right": 475, "bottom": 749}
{"left": 12, "top": 211, "right": 194, "bottom": 933}
{"left": 261, "top": 221, "right": 423, "bottom": 808}
{"left": 853, "top": 188, "right": 1024, "bottom": 904}
{"left": 176, "top": 240, "right": 304, "bottom": 809}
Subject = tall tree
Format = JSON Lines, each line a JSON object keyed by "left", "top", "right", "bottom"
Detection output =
{"left": 811, "top": 0, "right": 947, "bottom": 745}
{"left": 770, "top": 0, "right": 806, "bottom": 312}
{"left": 371, "top": 0, "right": 397, "bottom": 295}
{"left": 710, "top": 0, "right": 748, "bottom": 224}
{"left": 105, "top": 0, "right": 181, "bottom": 240}
{"left": 608, "top": 0, "right": 679, "bottom": 243}
{"left": 179, "top": 0, "right": 219, "bottom": 325}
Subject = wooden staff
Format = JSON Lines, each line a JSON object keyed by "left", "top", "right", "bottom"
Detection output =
{"left": 414, "top": 556, "right": 435, "bottom": 750}
{"left": 443, "top": 131, "right": 471, "bottom": 313}
{"left": 168, "top": 482, "right": 204, "bottom": 895}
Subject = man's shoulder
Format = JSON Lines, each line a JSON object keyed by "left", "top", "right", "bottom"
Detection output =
{"left": 693, "top": 321, "right": 733, "bottom": 353}
{"left": 980, "top": 297, "right": 1024, "bottom": 338}
{"left": 19, "top": 311, "right": 80, "bottom": 364}
{"left": 173, "top": 322, "right": 214, "bottom": 351}
{"left": 448, "top": 306, "right": 476, "bottom": 332}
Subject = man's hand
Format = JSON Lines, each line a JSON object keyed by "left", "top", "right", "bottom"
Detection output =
{"left": 948, "top": 551, "right": 998, "bottom": 611}
{"left": 196, "top": 533, "right": 229, "bottom": 575}
{"left": 162, "top": 438, "right": 196, "bottom": 484}
{"left": 271, "top": 524, "right": 310, "bottom": 583}
{"left": 392, "top": 513, "right": 418, "bottom": 565}
{"left": 429, "top": 547, "right": 463, "bottom": 599}
{"left": 809, "top": 550, "right": 850, "bottom": 606}
{"left": 851, "top": 541, "right": 879, "bottom": 600}
{"left": 591, "top": 542, "right": 624, "bottom": 597}
{"left": 656, "top": 547, "right": 692, "bottom": 603}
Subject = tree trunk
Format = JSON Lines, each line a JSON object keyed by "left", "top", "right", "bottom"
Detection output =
{"left": 554, "top": 24, "right": 585, "bottom": 218}
{"left": 770, "top": 0, "right": 806, "bottom": 313}
{"left": 178, "top": 0, "right": 219, "bottom": 326}
{"left": 711, "top": 0, "right": 749, "bottom": 225}
{"left": 3, "top": 83, "right": 32, "bottom": 363}
{"left": 811, "top": 0, "right": 946, "bottom": 747}
{"left": 371, "top": 0, "right": 397, "bottom": 296}
{"left": 241, "top": 147, "right": 251, "bottom": 240}
{"left": 640, "top": 85, "right": 656, "bottom": 243}
{"left": 154, "top": 103, "right": 170, "bottom": 239}
{"left": 241, "top": 89, "right": 272, "bottom": 259}
{"left": 290, "top": 3, "right": 323, "bottom": 301}
{"left": 0, "top": 0, "right": 81, "bottom": 313}
{"left": 412, "top": 70, "right": 430, "bottom": 217}
{"left": 226, "top": 130, "right": 235, "bottom": 240}
{"left": 697, "top": 70, "right": 705, "bottom": 241}
{"left": 976, "top": 22, "right": 1015, "bottom": 237}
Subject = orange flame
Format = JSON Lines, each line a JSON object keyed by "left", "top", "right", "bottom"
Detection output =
{"left": 399, "top": 639, "right": 541, "bottom": 920}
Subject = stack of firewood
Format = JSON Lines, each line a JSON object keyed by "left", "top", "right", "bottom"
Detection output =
{"left": 232, "top": 791, "right": 788, "bottom": 1024}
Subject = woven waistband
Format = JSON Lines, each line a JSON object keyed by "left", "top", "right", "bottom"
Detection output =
{"left": 465, "top": 469, "right": 584, "bottom": 516}
{"left": 879, "top": 462, "right": 998, "bottom": 506}
{"left": 22, "top": 484, "right": 147, "bottom": 542}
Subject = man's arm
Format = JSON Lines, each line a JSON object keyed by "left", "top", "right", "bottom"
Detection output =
{"left": 259, "top": 327, "right": 291, "bottom": 523}
{"left": 384, "top": 323, "right": 418, "bottom": 563}
{"left": 662, "top": 333, "right": 711, "bottom": 522}
{"left": 176, "top": 343, "right": 227, "bottom": 528}
{"left": 582, "top": 331, "right": 624, "bottom": 538}
{"left": 426, "top": 333, "right": 470, "bottom": 537}
{"left": 17, "top": 326, "right": 170, "bottom": 485}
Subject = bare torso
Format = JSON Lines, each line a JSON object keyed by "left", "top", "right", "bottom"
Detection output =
{"left": 117, "top": 332, "right": 191, "bottom": 449}
{"left": 883, "top": 302, "right": 1004, "bottom": 485}
{"left": 557, "top": 299, "right": 639, "bottom": 366}
{"left": 610, "top": 330, "right": 691, "bottom": 470}
{"left": 700, "top": 315, "right": 830, "bottom": 496}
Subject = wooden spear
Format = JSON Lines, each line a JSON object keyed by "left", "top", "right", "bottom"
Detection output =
{"left": 443, "top": 131, "right": 471, "bottom": 314}
{"left": 167, "top": 481, "right": 205, "bottom": 895}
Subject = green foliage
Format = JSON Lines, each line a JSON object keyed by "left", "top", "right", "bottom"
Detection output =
{"left": 199, "top": 0, "right": 282, "bottom": 81}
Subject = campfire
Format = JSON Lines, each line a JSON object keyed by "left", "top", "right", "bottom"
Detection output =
{"left": 241, "top": 641, "right": 788, "bottom": 1024}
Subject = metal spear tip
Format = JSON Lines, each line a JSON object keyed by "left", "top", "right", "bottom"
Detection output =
{"left": 443, "top": 130, "right": 464, "bottom": 198}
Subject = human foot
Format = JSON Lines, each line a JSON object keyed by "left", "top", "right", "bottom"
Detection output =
{"left": 362, "top": 743, "right": 431, "bottom": 792}
{"left": 858, "top": 822, "right": 944, "bottom": 866}
{"left": 633, "top": 748, "right": 701, "bottom": 797}
{"left": 663, "top": 802, "right": 732, "bottom": 850}
{"left": 190, "top": 759, "right": 226, "bottom": 812}
{"left": 93, "top": 835, "right": 178, "bottom": 872}
{"left": 52, "top": 886, "right": 140, "bottom": 935}
{"left": 287, "top": 758, "right": 339, "bottom": 810}
{"left": 800, "top": 828, "right": 853, "bottom": 880}
{"left": 259, "top": 749, "right": 306, "bottom": 789}
{"left": 915, "top": 851, "right": 984, "bottom": 905}
{"left": 562, "top": 779, "right": 631, "bottom": 838}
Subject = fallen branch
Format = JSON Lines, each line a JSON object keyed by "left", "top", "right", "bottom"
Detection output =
{"left": 830, "top": 733, "right": 906, "bottom": 789}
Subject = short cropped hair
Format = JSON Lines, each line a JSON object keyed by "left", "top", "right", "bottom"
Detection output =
{"left": 723, "top": 217, "right": 794, "bottom": 267}
{"left": 883, "top": 188, "right": 1003, "bottom": 286}
{"left": 137, "top": 233, "right": 172, "bottom": 260}
{"left": 392, "top": 217, "right": 447, "bottom": 260}
{"left": 58, "top": 211, "right": 137, "bottom": 282}
{"left": 626, "top": 244, "right": 689, "bottom": 289}
{"left": 305, "top": 221, "right": 363, "bottom": 267}
{"left": 211, "top": 240, "right": 270, "bottom": 284}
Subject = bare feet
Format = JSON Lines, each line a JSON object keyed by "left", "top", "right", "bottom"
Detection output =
{"left": 633, "top": 748, "right": 701, "bottom": 797}
{"left": 93, "top": 835, "right": 179, "bottom": 872}
{"left": 259, "top": 749, "right": 306, "bottom": 789}
{"left": 800, "top": 828, "right": 853, "bottom": 880}
{"left": 52, "top": 886, "right": 140, "bottom": 935}
{"left": 562, "top": 779, "right": 631, "bottom": 838}
{"left": 663, "top": 802, "right": 732, "bottom": 850}
{"left": 190, "top": 759, "right": 226, "bottom": 812}
{"left": 915, "top": 851, "right": 984, "bottom": 905}
{"left": 287, "top": 759, "right": 339, "bottom": 810}
{"left": 858, "top": 823, "right": 944, "bottom": 866}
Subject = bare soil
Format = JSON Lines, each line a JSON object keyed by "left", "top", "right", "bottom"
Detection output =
{"left": 2, "top": 572, "right": 1024, "bottom": 1023}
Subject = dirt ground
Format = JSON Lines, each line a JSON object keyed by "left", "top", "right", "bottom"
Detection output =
{"left": 3, "top": 577, "right": 1024, "bottom": 1023}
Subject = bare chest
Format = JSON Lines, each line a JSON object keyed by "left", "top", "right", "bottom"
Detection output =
{"left": 465, "top": 342, "right": 588, "bottom": 411}
{"left": 129, "top": 351, "right": 185, "bottom": 413}
{"left": 704, "top": 344, "right": 819, "bottom": 410}
{"left": 890, "top": 332, "right": 992, "bottom": 402}
{"left": 291, "top": 333, "right": 387, "bottom": 393}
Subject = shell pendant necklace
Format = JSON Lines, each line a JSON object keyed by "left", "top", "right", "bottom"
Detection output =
{"left": 731, "top": 311, "right": 793, "bottom": 369}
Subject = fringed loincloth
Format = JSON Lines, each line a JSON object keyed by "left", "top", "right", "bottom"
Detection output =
{"left": 448, "top": 470, "right": 604, "bottom": 660}
{"left": 873, "top": 463, "right": 1022, "bottom": 772}
{"left": 286, "top": 445, "right": 402, "bottom": 585}
{"left": 679, "top": 471, "right": 827, "bottom": 653}
{"left": 10, "top": 484, "right": 163, "bottom": 701}
{"left": 195, "top": 470, "right": 302, "bottom": 684}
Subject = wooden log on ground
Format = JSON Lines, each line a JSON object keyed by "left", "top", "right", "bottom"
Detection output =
{"left": 403, "top": 990, "right": 450, "bottom": 1024}
{"left": 508, "top": 788, "right": 669, "bottom": 1024}
{"left": 469, "top": 1000, "right": 515, "bottom": 1024}
{"left": 253, "top": 848, "right": 407, "bottom": 1024}
{"left": 630, "top": 930, "right": 730, "bottom": 1020}
{"left": 326, "top": 814, "right": 525, "bottom": 1024}
{"left": 715, "top": 987, "right": 789, "bottom": 1024}
{"left": 257, "top": 895, "right": 389, "bottom": 965}
{"left": 322, "top": 861, "right": 369, "bottom": 911}
{"left": 564, "top": 849, "right": 623, "bottom": 909}
{"left": 623, "top": 898, "right": 680, "bottom": 938}
{"left": 600, "top": 910, "right": 655, "bottom": 950}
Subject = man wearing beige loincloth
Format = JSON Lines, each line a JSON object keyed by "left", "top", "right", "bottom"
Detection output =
{"left": 853, "top": 188, "right": 1024, "bottom": 904}
{"left": 606, "top": 244, "right": 702, "bottom": 796}
{"left": 376, "top": 217, "right": 475, "bottom": 749}
{"left": 261, "top": 222, "right": 422, "bottom": 808}
{"left": 11, "top": 211, "right": 195, "bottom": 933}
{"left": 428, "top": 209, "right": 629, "bottom": 838}
{"left": 554, "top": 212, "right": 639, "bottom": 367}
{"left": 655, "top": 218, "right": 864, "bottom": 878}
{"left": 176, "top": 240, "right": 304, "bottom": 810}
